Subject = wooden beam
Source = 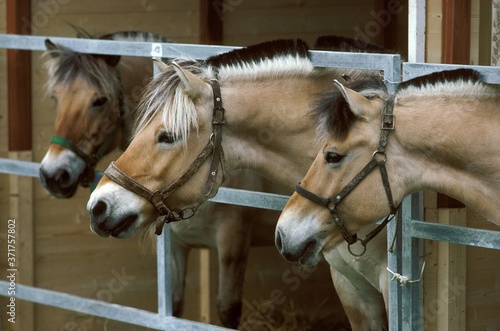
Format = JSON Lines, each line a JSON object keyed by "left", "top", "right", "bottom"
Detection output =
{"left": 436, "top": 209, "right": 467, "bottom": 331}
{"left": 200, "top": 0, "right": 223, "bottom": 45}
{"left": 478, "top": 0, "right": 492, "bottom": 65}
{"left": 441, "top": 0, "right": 471, "bottom": 64}
{"left": 7, "top": 0, "right": 32, "bottom": 151}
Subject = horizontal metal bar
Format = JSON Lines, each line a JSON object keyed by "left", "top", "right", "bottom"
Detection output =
{"left": 410, "top": 220, "right": 500, "bottom": 249}
{"left": 310, "top": 50, "right": 401, "bottom": 79}
{"left": 0, "top": 33, "right": 239, "bottom": 59}
{"left": 0, "top": 158, "right": 288, "bottom": 210}
{"left": 209, "top": 187, "right": 289, "bottom": 210}
{"left": 0, "top": 34, "right": 400, "bottom": 73}
{"left": 0, "top": 157, "right": 39, "bottom": 178}
{"left": 0, "top": 281, "right": 230, "bottom": 330}
{"left": 403, "top": 62, "right": 500, "bottom": 84}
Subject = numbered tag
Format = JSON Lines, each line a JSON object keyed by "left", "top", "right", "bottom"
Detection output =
{"left": 151, "top": 43, "right": 162, "bottom": 58}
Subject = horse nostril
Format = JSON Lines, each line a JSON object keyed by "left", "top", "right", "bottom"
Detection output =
{"left": 92, "top": 200, "right": 107, "bottom": 219}
{"left": 56, "top": 169, "right": 71, "bottom": 187}
{"left": 275, "top": 229, "right": 283, "bottom": 251}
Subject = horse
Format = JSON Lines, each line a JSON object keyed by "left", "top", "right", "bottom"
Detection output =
{"left": 87, "top": 38, "right": 393, "bottom": 330}
{"left": 276, "top": 69, "right": 500, "bottom": 272}
{"left": 38, "top": 30, "right": 290, "bottom": 328}
{"left": 39, "top": 30, "right": 173, "bottom": 197}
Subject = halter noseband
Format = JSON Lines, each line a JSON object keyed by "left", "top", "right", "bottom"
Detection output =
{"left": 104, "top": 79, "right": 226, "bottom": 236}
{"left": 295, "top": 96, "right": 399, "bottom": 256}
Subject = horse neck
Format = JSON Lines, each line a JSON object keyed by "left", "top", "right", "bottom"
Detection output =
{"left": 391, "top": 94, "right": 500, "bottom": 223}
{"left": 116, "top": 56, "right": 154, "bottom": 150}
{"left": 220, "top": 74, "right": 336, "bottom": 188}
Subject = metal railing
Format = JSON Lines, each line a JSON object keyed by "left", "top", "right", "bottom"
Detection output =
{"left": 0, "top": 33, "right": 400, "bottom": 330}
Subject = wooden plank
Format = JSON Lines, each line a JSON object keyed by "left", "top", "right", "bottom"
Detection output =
{"left": 436, "top": 209, "right": 467, "bottom": 331}
{"left": 200, "top": 0, "right": 223, "bottom": 44}
{"left": 7, "top": 0, "right": 32, "bottom": 151}
{"left": 8, "top": 151, "right": 34, "bottom": 331}
{"left": 198, "top": 248, "right": 212, "bottom": 324}
{"left": 476, "top": 0, "right": 490, "bottom": 65}
{"left": 441, "top": 0, "right": 471, "bottom": 64}
{"left": 423, "top": 208, "right": 438, "bottom": 331}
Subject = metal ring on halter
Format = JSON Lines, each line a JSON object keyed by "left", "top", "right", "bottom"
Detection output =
{"left": 347, "top": 239, "right": 367, "bottom": 257}
{"left": 372, "top": 150, "right": 387, "bottom": 164}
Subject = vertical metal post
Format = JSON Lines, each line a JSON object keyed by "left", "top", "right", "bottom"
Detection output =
{"left": 387, "top": 213, "right": 402, "bottom": 330}
{"left": 157, "top": 224, "right": 173, "bottom": 319}
{"left": 401, "top": 193, "right": 424, "bottom": 330}
{"left": 385, "top": 53, "right": 402, "bottom": 331}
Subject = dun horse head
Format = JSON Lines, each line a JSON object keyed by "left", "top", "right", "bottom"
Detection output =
{"left": 39, "top": 39, "right": 123, "bottom": 198}
{"left": 87, "top": 60, "right": 223, "bottom": 238}
{"left": 275, "top": 76, "right": 394, "bottom": 264}
{"left": 276, "top": 69, "right": 500, "bottom": 265}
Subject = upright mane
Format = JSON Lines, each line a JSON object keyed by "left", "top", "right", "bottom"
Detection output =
{"left": 207, "top": 39, "right": 313, "bottom": 81}
{"left": 312, "top": 76, "right": 388, "bottom": 141}
{"left": 396, "top": 69, "right": 486, "bottom": 98}
{"left": 133, "top": 39, "right": 314, "bottom": 140}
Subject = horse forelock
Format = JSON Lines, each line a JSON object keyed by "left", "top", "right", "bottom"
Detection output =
{"left": 44, "top": 47, "right": 120, "bottom": 99}
{"left": 132, "top": 60, "right": 215, "bottom": 143}
{"left": 312, "top": 76, "right": 387, "bottom": 142}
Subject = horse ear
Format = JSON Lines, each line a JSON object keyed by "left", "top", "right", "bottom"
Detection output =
{"left": 45, "top": 39, "right": 60, "bottom": 58}
{"left": 333, "top": 79, "right": 376, "bottom": 120}
{"left": 171, "top": 61, "right": 209, "bottom": 100}
{"left": 92, "top": 54, "right": 121, "bottom": 67}
{"left": 152, "top": 57, "right": 168, "bottom": 73}
{"left": 102, "top": 54, "right": 121, "bottom": 67}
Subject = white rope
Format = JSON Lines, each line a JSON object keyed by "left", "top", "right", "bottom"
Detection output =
{"left": 387, "top": 261, "right": 426, "bottom": 286}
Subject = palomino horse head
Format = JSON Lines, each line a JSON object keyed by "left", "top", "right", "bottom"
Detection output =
{"left": 87, "top": 59, "right": 223, "bottom": 238}
{"left": 276, "top": 76, "right": 395, "bottom": 265}
{"left": 39, "top": 39, "right": 124, "bottom": 198}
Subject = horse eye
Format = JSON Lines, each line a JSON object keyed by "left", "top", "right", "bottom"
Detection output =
{"left": 92, "top": 96, "right": 108, "bottom": 108}
{"left": 157, "top": 131, "right": 178, "bottom": 144}
{"left": 325, "top": 151, "right": 344, "bottom": 164}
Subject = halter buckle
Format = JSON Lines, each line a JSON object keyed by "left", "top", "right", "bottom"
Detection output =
{"left": 381, "top": 114, "right": 395, "bottom": 130}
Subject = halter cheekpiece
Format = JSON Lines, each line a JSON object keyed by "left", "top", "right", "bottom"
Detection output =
{"left": 104, "top": 79, "right": 226, "bottom": 236}
{"left": 295, "top": 96, "right": 399, "bottom": 256}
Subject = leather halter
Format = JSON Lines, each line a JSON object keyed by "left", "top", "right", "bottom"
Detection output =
{"left": 295, "top": 97, "right": 399, "bottom": 256}
{"left": 50, "top": 92, "right": 125, "bottom": 191}
{"left": 104, "top": 79, "right": 226, "bottom": 236}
